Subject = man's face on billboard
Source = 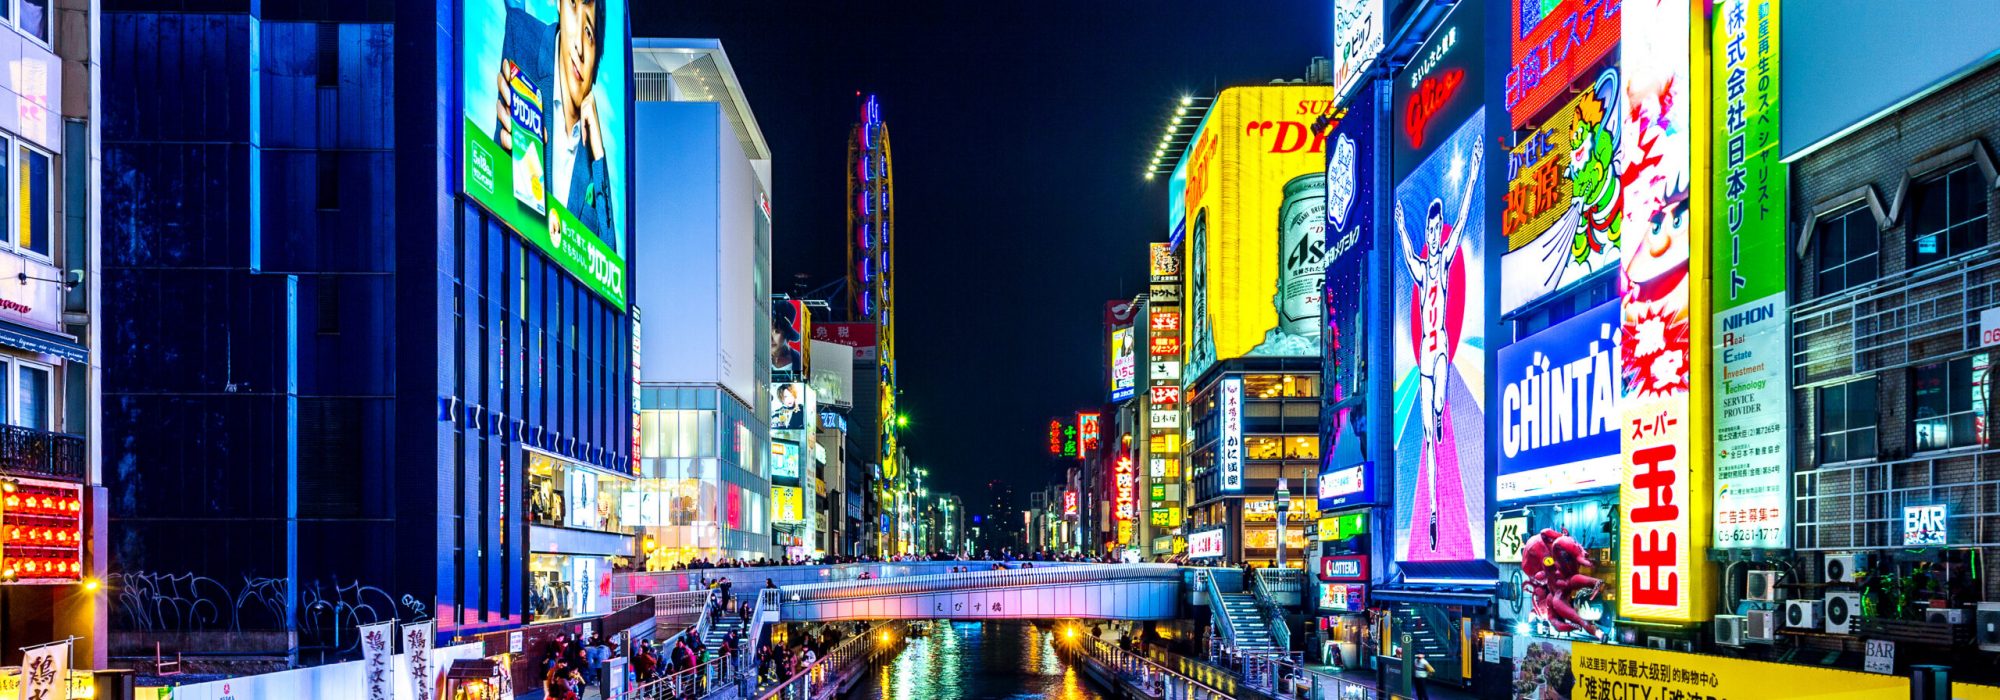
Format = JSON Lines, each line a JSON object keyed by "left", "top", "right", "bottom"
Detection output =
{"left": 558, "top": 0, "right": 602, "bottom": 106}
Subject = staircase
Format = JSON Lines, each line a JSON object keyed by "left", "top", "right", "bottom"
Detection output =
{"left": 1389, "top": 605, "right": 1458, "bottom": 677}
{"left": 1217, "top": 592, "right": 1283, "bottom": 656}
{"left": 703, "top": 607, "right": 749, "bottom": 652}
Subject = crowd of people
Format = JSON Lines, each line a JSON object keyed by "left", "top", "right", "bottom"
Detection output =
{"left": 656, "top": 547, "right": 1185, "bottom": 572}
{"left": 538, "top": 632, "right": 618, "bottom": 700}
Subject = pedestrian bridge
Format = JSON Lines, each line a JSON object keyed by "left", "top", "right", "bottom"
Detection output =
{"left": 772, "top": 563, "right": 1186, "bottom": 621}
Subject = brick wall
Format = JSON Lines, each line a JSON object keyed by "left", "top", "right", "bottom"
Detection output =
{"left": 1789, "top": 61, "right": 2000, "bottom": 599}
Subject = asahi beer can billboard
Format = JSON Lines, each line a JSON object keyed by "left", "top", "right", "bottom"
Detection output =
{"left": 1278, "top": 173, "right": 1329, "bottom": 336}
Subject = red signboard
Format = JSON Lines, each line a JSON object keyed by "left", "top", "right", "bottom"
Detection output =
{"left": 1150, "top": 335, "right": 1181, "bottom": 358}
{"left": 1506, "top": 0, "right": 1622, "bottom": 128}
{"left": 1078, "top": 413, "right": 1102, "bottom": 455}
{"left": 1150, "top": 385, "right": 1181, "bottom": 407}
{"left": 1319, "top": 554, "right": 1370, "bottom": 582}
{"left": 1149, "top": 309, "right": 1182, "bottom": 333}
{"left": 812, "top": 322, "right": 878, "bottom": 361}
{"left": 1114, "top": 455, "right": 1137, "bottom": 523}
{"left": 1062, "top": 490, "right": 1079, "bottom": 519}
{"left": 1047, "top": 419, "right": 1065, "bottom": 456}
{"left": 2, "top": 479, "right": 84, "bottom": 583}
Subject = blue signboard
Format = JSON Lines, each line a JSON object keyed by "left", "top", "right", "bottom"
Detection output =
{"left": 1495, "top": 299, "right": 1622, "bottom": 501}
{"left": 1320, "top": 88, "right": 1377, "bottom": 512}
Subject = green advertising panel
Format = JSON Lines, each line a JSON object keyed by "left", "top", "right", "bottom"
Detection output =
{"left": 462, "top": 0, "right": 629, "bottom": 310}
{"left": 1711, "top": 0, "right": 1789, "bottom": 550}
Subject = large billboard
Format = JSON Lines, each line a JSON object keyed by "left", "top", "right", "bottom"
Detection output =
{"left": 1500, "top": 68, "right": 1623, "bottom": 316}
{"left": 1506, "top": 0, "right": 1622, "bottom": 128}
{"left": 1320, "top": 87, "right": 1378, "bottom": 512}
{"left": 1111, "top": 326, "right": 1137, "bottom": 402}
{"left": 1220, "top": 377, "right": 1245, "bottom": 492}
{"left": 1392, "top": 0, "right": 1484, "bottom": 184}
{"left": 808, "top": 339, "right": 855, "bottom": 409}
{"left": 811, "top": 322, "right": 878, "bottom": 362}
{"left": 773, "top": 300, "right": 810, "bottom": 379}
{"left": 1711, "top": 0, "right": 1789, "bottom": 550}
{"left": 1332, "top": 0, "right": 1385, "bottom": 100}
{"left": 1497, "top": 300, "right": 1623, "bottom": 502}
{"left": 460, "top": 0, "right": 629, "bottom": 309}
{"left": 1617, "top": 0, "right": 1703, "bottom": 624}
{"left": 1176, "top": 85, "right": 1338, "bottom": 383}
{"left": 1391, "top": 110, "right": 1487, "bottom": 565}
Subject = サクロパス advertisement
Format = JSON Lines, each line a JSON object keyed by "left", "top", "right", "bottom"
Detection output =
{"left": 461, "top": 0, "right": 629, "bottom": 309}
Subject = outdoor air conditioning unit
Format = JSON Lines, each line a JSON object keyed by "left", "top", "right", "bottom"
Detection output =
{"left": 1785, "top": 600, "right": 1823, "bottom": 629}
{"left": 1824, "top": 592, "right": 1862, "bottom": 634}
{"left": 1977, "top": 602, "right": 2000, "bottom": 652}
{"left": 1925, "top": 606, "right": 1967, "bottom": 627}
{"left": 1824, "top": 553, "right": 1865, "bottom": 583}
{"left": 1746, "top": 609, "right": 1779, "bottom": 643}
{"left": 1646, "top": 637, "right": 1668, "bottom": 650}
{"left": 1746, "top": 570, "right": 1782, "bottom": 602}
{"left": 1714, "top": 614, "right": 1747, "bottom": 647}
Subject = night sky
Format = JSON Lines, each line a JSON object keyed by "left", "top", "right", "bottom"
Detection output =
{"left": 635, "top": 2, "right": 1331, "bottom": 498}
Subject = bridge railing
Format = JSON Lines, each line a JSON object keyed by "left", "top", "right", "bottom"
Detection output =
{"left": 1074, "top": 635, "right": 1237, "bottom": 699}
{"left": 779, "top": 563, "right": 1183, "bottom": 603}
{"left": 743, "top": 588, "right": 780, "bottom": 672}
{"left": 630, "top": 648, "right": 742, "bottom": 700}
{"left": 754, "top": 620, "right": 906, "bottom": 700}
{"left": 617, "top": 560, "right": 1088, "bottom": 596}
{"left": 1202, "top": 569, "right": 1241, "bottom": 650}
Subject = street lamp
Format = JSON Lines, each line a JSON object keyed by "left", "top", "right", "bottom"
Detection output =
{"left": 1275, "top": 478, "right": 1291, "bottom": 570}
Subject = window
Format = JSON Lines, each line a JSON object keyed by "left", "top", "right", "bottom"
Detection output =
{"left": 16, "top": 144, "right": 49, "bottom": 257}
{"left": 1908, "top": 163, "right": 1989, "bottom": 268}
{"left": 1817, "top": 379, "right": 1877, "bottom": 464}
{"left": 14, "top": 0, "right": 47, "bottom": 43}
{"left": 12, "top": 360, "right": 47, "bottom": 431}
{"left": 1912, "top": 353, "right": 1990, "bottom": 452}
{"left": 1815, "top": 205, "right": 1879, "bottom": 297}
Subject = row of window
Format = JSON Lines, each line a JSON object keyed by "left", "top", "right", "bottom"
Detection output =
{"left": 1817, "top": 351, "right": 1993, "bottom": 464}
{"left": 0, "top": 133, "right": 53, "bottom": 259}
{"left": 0, "top": 0, "right": 49, "bottom": 45}
{"left": 1815, "top": 163, "right": 1989, "bottom": 297}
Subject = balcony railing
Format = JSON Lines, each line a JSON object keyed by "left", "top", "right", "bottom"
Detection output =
{"left": 0, "top": 424, "right": 85, "bottom": 481}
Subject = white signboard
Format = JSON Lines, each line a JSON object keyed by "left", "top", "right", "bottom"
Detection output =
{"left": 1332, "top": 0, "right": 1385, "bottom": 99}
{"left": 1150, "top": 409, "right": 1181, "bottom": 429}
{"left": 1221, "top": 377, "right": 1244, "bottom": 491}
{"left": 1903, "top": 504, "right": 1948, "bottom": 546}
{"left": 1714, "top": 295, "right": 1792, "bottom": 548}
{"left": 1150, "top": 360, "right": 1182, "bottom": 381}
{"left": 1493, "top": 516, "right": 1528, "bottom": 564}
{"left": 1981, "top": 307, "right": 2000, "bottom": 347}
{"left": 1188, "top": 528, "right": 1227, "bottom": 559}
{"left": 1864, "top": 639, "right": 1895, "bottom": 674}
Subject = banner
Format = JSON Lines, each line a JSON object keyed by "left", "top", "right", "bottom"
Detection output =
{"left": 18, "top": 639, "right": 68, "bottom": 700}
{"left": 360, "top": 621, "right": 396, "bottom": 700}
{"left": 404, "top": 620, "right": 437, "bottom": 700}
{"left": 1220, "top": 377, "right": 1245, "bottom": 491}
{"left": 1497, "top": 300, "right": 1623, "bottom": 501}
{"left": 1570, "top": 643, "right": 1903, "bottom": 699}
{"left": 1710, "top": 0, "right": 1789, "bottom": 550}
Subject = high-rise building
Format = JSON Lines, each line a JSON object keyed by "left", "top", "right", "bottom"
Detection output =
{"left": 630, "top": 39, "right": 775, "bottom": 565}
{"left": 102, "top": 1, "right": 637, "bottom": 663}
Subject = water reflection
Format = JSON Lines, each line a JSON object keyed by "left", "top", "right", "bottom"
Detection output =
{"left": 850, "top": 621, "right": 1109, "bottom": 700}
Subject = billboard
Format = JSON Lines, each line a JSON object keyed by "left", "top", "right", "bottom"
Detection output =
{"left": 772, "top": 486, "right": 805, "bottom": 524}
{"left": 1220, "top": 377, "right": 1245, "bottom": 492}
{"left": 1497, "top": 300, "right": 1623, "bottom": 501}
{"left": 1390, "top": 110, "right": 1487, "bottom": 565}
{"left": 770, "top": 439, "right": 801, "bottom": 484}
{"left": 1051, "top": 418, "right": 1079, "bottom": 458}
{"left": 1175, "top": 85, "right": 1339, "bottom": 382}
{"left": 770, "top": 382, "right": 811, "bottom": 431}
{"left": 1506, "top": 0, "right": 1622, "bottom": 128}
{"left": 1332, "top": 0, "right": 1385, "bottom": 100}
{"left": 1114, "top": 454, "right": 1137, "bottom": 524}
{"left": 808, "top": 340, "right": 855, "bottom": 409}
{"left": 811, "top": 322, "right": 878, "bottom": 362}
{"left": 1711, "top": 0, "right": 1789, "bottom": 550}
{"left": 460, "top": 0, "right": 628, "bottom": 309}
{"left": 1322, "top": 87, "right": 1377, "bottom": 512}
{"left": 1078, "top": 412, "right": 1102, "bottom": 455}
{"left": 1149, "top": 242, "right": 1181, "bottom": 281}
{"left": 1500, "top": 68, "right": 1623, "bottom": 315}
{"left": 1498, "top": 497, "right": 1618, "bottom": 642}
{"left": 1111, "top": 326, "right": 1137, "bottom": 401}
{"left": 1392, "top": 0, "right": 1484, "bottom": 184}
{"left": 773, "top": 300, "right": 810, "bottom": 379}
{"left": 1188, "top": 528, "right": 1226, "bottom": 559}
{"left": 1617, "top": 0, "right": 1703, "bottom": 624}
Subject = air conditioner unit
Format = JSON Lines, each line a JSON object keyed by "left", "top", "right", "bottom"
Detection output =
{"left": 1786, "top": 600, "right": 1823, "bottom": 629}
{"left": 1824, "top": 553, "right": 1865, "bottom": 583}
{"left": 1714, "top": 614, "right": 1747, "bottom": 647}
{"left": 1977, "top": 602, "right": 2000, "bottom": 652}
{"left": 1925, "top": 606, "right": 1967, "bottom": 626}
{"left": 1746, "top": 570, "right": 1782, "bottom": 602}
{"left": 1746, "top": 609, "right": 1778, "bottom": 643}
{"left": 1825, "top": 592, "right": 1862, "bottom": 634}
{"left": 1646, "top": 637, "right": 1668, "bottom": 650}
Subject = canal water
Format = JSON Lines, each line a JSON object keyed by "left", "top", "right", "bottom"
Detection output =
{"left": 847, "top": 621, "right": 1110, "bottom": 700}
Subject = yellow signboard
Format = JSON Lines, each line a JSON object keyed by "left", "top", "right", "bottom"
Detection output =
{"left": 1571, "top": 644, "right": 1903, "bottom": 699}
{"left": 1178, "top": 85, "right": 1338, "bottom": 380}
{"left": 772, "top": 486, "right": 805, "bottom": 524}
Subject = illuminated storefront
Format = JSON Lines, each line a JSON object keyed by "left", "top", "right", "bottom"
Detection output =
{"left": 1185, "top": 371, "right": 1323, "bottom": 566}
{"left": 633, "top": 386, "right": 772, "bottom": 566}
{"left": 526, "top": 449, "right": 635, "bottom": 623}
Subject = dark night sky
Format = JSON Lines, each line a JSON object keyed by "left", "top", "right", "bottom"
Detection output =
{"left": 634, "top": 2, "right": 1331, "bottom": 499}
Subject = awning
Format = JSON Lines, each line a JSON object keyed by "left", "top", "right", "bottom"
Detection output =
{"left": 1372, "top": 583, "right": 1497, "bottom": 608}
{"left": 0, "top": 321, "right": 84, "bottom": 363}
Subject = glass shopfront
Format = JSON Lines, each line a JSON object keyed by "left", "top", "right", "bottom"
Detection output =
{"left": 529, "top": 553, "right": 609, "bottom": 622}
{"left": 528, "top": 450, "right": 632, "bottom": 534}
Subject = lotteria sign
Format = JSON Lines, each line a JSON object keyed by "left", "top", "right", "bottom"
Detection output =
{"left": 1497, "top": 300, "right": 1622, "bottom": 501}
{"left": 1393, "top": 0, "right": 1484, "bottom": 183}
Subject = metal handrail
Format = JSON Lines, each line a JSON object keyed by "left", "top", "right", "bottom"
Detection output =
{"left": 1075, "top": 635, "right": 1236, "bottom": 698}
{"left": 753, "top": 620, "right": 905, "bottom": 700}
{"left": 780, "top": 563, "right": 1182, "bottom": 602}
{"left": 0, "top": 424, "right": 85, "bottom": 481}
{"left": 743, "top": 588, "right": 779, "bottom": 673}
{"left": 1251, "top": 569, "right": 1299, "bottom": 653}
{"left": 1202, "top": 570, "right": 1241, "bottom": 650}
{"left": 630, "top": 647, "right": 739, "bottom": 700}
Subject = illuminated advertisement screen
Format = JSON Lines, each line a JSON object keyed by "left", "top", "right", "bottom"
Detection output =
{"left": 1063, "top": 490, "right": 1079, "bottom": 519}
{"left": 1500, "top": 68, "right": 1623, "bottom": 315}
{"left": 1115, "top": 455, "right": 1137, "bottom": 523}
{"left": 1188, "top": 528, "right": 1226, "bottom": 559}
{"left": 1617, "top": 0, "right": 1703, "bottom": 624}
{"left": 1150, "top": 242, "right": 1182, "bottom": 282}
{"left": 1391, "top": 110, "right": 1487, "bottom": 566}
{"left": 1220, "top": 377, "right": 1245, "bottom": 491}
{"left": 770, "top": 440, "right": 801, "bottom": 485}
{"left": 1078, "top": 412, "right": 1102, "bottom": 455}
{"left": 773, "top": 300, "right": 810, "bottom": 378}
{"left": 0, "top": 479, "right": 83, "bottom": 582}
{"left": 1321, "top": 87, "right": 1376, "bottom": 512}
{"left": 1506, "top": 0, "right": 1621, "bottom": 128}
{"left": 1392, "top": 0, "right": 1483, "bottom": 184}
{"left": 1332, "top": 0, "right": 1385, "bottom": 100}
{"left": 460, "top": 0, "right": 628, "bottom": 309}
{"left": 1176, "top": 86, "right": 1338, "bottom": 382}
{"left": 772, "top": 486, "right": 804, "bottom": 524}
{"left": 1497, "top": 300, "right": 1622, "bottom": 501}
{"left": 1711, "top": 0, "right": 1789, "bottom": 550}
{"left": 769, "top": 382, "right": 811, "bottom": 431}
{"left": 1111, "top": 326, "right": 1137, "bottom": 401}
